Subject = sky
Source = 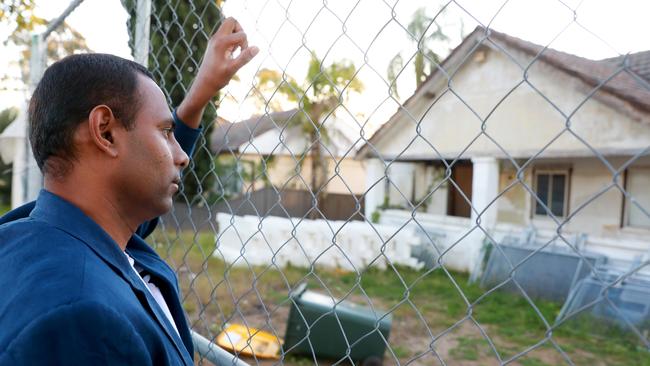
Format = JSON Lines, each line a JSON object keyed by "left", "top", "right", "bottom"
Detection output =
{"left": 1, "top": 0, "right": 650, "bottom": 131}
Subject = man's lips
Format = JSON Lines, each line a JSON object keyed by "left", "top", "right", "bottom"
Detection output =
{"left": 171, "top": 177, "right": 181, "bottom": 191}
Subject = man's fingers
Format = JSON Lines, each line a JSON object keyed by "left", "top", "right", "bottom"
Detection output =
{"left": 202, "top": 16, "right": 257, "bottom": 88}
{"left": 230, "top": 46, "right": 259, "bottom": 71}
{"left": 232, "top": 18, "right": 244, "bottom": 33}
{"left": 224, "top": 31, "right": 248, "bottom": 50}
{"left": 215, "top": 17, "right": 237, "bottom": 37}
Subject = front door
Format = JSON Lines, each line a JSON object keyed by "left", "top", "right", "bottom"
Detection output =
{"left": 448, "top": 162, "right": 473, "bottom": 218}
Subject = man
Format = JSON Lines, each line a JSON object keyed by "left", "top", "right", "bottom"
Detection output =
{"left": 0, "top": 18, "right": 258, "bottom": 365}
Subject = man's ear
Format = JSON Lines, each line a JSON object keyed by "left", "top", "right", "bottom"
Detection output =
{"left": 88, "top": 105, "right": 119, "bottom": 157}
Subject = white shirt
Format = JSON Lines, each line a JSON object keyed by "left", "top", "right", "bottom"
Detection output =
{"left": 125, "top": 252, "right": 179, "bottom": 335}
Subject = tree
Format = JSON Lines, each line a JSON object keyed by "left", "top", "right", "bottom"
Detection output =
{"left": 255, "top": 52, "right": 363, "bottom": 217}
{"left": 0, "top": 0, "right": 41, "bottom": 37}
{"left": 1, "top": 0, "right": 90, "bottom": 89}
{"left": 387, "top": 7, "right": 449, "bottom": 99}
{"left": 121, "top": 0, "right": 224, "bottom": 205}
{"left": 10, "top": 22, "right": 91, "bottom": 84}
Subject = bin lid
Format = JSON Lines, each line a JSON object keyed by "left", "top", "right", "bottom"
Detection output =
{"left": 289, "top": 282, "right": 308, "bottom": 299}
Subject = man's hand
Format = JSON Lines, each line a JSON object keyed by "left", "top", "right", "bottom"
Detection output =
{"left": 177, "top": 17, "right": 259, "bottom": 128}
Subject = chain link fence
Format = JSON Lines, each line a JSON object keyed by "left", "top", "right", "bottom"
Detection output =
{"left": 141, "top": 1, "right": 650, "bottom": 365}
{"left": 3, "top": 0, "right": 650, "bottom": 365}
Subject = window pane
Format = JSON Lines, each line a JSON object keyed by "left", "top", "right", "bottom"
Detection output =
{"left": 535, "top": 174, "right": 549, "bottom": 215}
{"left": 551, "top": 174, "right": 566, "bottom": 216}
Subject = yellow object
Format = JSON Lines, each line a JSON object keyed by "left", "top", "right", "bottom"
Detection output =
{"left": 216, "top": 324, "right": 283, "bottom": 359}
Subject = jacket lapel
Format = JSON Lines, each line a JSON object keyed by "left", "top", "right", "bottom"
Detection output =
{"left": 121, "top": 255, "right": 194, "bottom": 365}
{"left": 126, "top": 238, "right": 195, "bottom": 358}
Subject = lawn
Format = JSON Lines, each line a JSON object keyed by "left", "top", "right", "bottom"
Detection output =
{"left": 148, "top": 229, "right": 650, "bottom": 366}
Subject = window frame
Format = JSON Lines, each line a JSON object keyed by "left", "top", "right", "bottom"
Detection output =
{"left": 622, "top": 167, "right": 650, "bottom": 229}
{"left": 532, "top": 169, "right": 570, "bottom": 219}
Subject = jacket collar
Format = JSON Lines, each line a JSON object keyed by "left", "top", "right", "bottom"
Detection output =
{"left": 30, "top": 190, "right": 131, "bottom": 273}
{"left": 30, "top": 190, "right": 194, "bottom": 365}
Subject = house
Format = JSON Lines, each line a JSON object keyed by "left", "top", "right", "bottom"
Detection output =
{"left": 210, "top": 109, "right": 368, "bottom": 220}
{"left": 0, "top": 103, "right": 41, "bottom": 209}
{"left": 356, "top": 26, "right": 650, "bottom": 273}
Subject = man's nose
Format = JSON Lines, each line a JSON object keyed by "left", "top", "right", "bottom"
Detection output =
{"left": 173, "top": 139, "right": 190, "bottom": 169}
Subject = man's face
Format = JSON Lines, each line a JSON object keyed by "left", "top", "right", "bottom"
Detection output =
{"left": 113, "top": 74, "right": 189, "bottom": 220}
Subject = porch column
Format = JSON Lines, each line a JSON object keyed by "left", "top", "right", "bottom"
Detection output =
{"left": 470, "top": 157, "right": 500, "bottom": 229}
{"left": 364, "top": 158, "right": 387, "bottom": 219}
{"left": 463, "top": 157, "right": 500, "bottom": 276}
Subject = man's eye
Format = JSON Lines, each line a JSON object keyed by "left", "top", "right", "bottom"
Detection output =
{"left": 163, "top": 128, "right": 173, "bottom": 137}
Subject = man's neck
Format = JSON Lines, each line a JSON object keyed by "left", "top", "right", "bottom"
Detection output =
{"left": 44, "top": 179, "right": 137, "bottom": 251}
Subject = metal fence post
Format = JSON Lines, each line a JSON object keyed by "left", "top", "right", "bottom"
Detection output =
{"left": 23, "top": 33, "right": 46, "bottom": 203}
{"left": 191, "top": 331, "right": 251, "bottom": 366}
{"left": 20, "top": 0, "right": 87, "bottom": 204}
{"left": 135, "top": 0, "right": 152, "bottom": 67}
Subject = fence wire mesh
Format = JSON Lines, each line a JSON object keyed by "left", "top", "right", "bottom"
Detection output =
{"left": 3, "top": 0, "right": 650, "bottom": 365}
{"left": 139, "top": 1, "right": 650, "bottom": 365}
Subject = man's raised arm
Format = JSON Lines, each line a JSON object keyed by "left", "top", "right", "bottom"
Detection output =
{"left": 176, "top": 17, "right": 259, "bottom": 129}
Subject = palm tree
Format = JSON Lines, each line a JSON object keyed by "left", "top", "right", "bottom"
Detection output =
{"left": 387, "top": 7, "right": 449, "bottom": 99}
{"left": 255, "top": 52, "right": 363, "bottom": 217}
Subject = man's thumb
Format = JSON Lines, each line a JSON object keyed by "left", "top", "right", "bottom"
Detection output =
{"left": 233, "top": 46, "right": 259, "bottom": 70}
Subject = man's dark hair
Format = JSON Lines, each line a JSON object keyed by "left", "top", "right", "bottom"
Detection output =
{"left": 29, "top": 53, "right": 155, "bottom": 176}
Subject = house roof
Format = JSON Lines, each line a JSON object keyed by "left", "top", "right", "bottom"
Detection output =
{"left": 604, "top": 51, "right": 650, "bottom": 82}
{"left": 492, "top": 30, "right": 650, "bottom": 113}
{"left": 356, "top": 26, "right": 650, "bottom": 159}
{"left": 210, "top": 109, "right": 298, "bottom": 153}
{"left": 212, "top": 109, "right": 365, "bottom": 158}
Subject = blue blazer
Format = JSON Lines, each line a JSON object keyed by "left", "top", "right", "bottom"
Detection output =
{"left": 0, "top": 192, "right": 194, "bottom": 365}
{"left": 0, "top": 117, "right": 201, "bottom": 365}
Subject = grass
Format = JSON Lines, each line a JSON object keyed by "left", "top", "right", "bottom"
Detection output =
{"left": 519, "top": 358, "right": 552, "bottom": 366}
{"left": 448, "top": 336, "right": 483, "bottom": 360}
{"left": 148, "top": 229, "right": 650, "bottom": 366}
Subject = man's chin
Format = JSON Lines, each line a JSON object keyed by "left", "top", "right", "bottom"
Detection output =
{"left": 145, "top": 197, "right": 174, "bottom": 221}
{"left": 160, "top": 196, "right": 174, "bottom": 215}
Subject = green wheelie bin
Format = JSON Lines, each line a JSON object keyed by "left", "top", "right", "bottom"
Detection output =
{"left": 283, "top": 284, "right": 392, "bottom": 365}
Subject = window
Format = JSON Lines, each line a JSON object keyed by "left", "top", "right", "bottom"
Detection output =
{"left": 624, "top": 168, "right": 650, "bottom": 229}
{"left": 533, "top": 171, "right": 569, "bottom": 217}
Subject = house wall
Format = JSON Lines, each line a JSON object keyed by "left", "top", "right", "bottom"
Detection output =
{"left": 386, "top": 162, "right": 415, "bottom": 207}
{"left": 495, "top": 161, "right": 530, "bottom": 226}
{"left": 375, "top": 155, "right": 650, "bottom": 274}
{"left": 495, "top": 156, "right": 650, "bottom": 234}
{"left": 240, "top": 154, "right": 367, "bottom": 195}
{"left": 415, "top": 165, "right": 448, "bottom": 215}
{"left": 493, "top": 156, "right": 650, "bottom": 262}
{"left": 382, "top": 163, "right": 449, "bottom": 214}
{"left": 373, "top": 45, "right": 650, "bottom": 160}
